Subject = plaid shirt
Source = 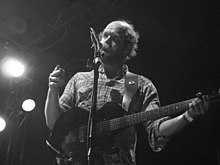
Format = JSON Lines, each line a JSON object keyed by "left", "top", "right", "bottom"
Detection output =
{"left": 59, "top": 65, "right": 171, "bottom": 165}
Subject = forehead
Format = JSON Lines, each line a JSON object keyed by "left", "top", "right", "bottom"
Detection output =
{"left": 103, "top": 21, "right": 127, "bottom": 34}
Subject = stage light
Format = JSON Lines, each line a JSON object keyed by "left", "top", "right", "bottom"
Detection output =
{"left": 2, "top": 58, "right": 25, "bottom": 77}
{"left": 0, "top": 117, "right": 6, "bottom": 132}
{"left": 22, "top": 99, "right": 35, "bottom": 112}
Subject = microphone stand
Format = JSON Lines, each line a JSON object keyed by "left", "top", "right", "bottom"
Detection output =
{"left": 87, "top": 27, "right": 101, "bottom": 165}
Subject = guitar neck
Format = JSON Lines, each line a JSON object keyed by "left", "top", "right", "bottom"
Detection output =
{"left": 96, "top": 99, "right": 193, "bottom": 135}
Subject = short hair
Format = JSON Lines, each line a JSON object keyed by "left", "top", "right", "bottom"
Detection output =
{"left": 99, "top": 20, "right": 140, "bottom": 61}
{"left": 119, "top": 20, "right": 140, "bottom": 61}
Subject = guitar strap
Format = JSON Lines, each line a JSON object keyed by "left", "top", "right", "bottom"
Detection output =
{"left": 122, "top": 71, "right": 138, "bottom": 111}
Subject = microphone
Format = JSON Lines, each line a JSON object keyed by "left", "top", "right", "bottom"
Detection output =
{"left": 90, "top": 27, "right": 102, "bottom": 66}
{"left": 90, "top": 27, "right": 103, "bottom": 57}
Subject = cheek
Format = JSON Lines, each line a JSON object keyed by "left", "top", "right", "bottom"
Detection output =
{"left": 111, "top": 41, "right": 117, "bottom": 48}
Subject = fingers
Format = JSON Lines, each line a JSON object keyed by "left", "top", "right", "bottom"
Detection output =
{"left": 50, "top": 65, "right": 65, "bottom": 77}
{"left": 49, "top": 76, "right": 63, "bottom": 84}
{"left": 48, "top": 65, "right": 65, "bottom": 91}
{"left": 193, "top": 99, "right": 205, "bottom": 114}
{"left": 54, "top": 65, "right": 60, "bottom": 70}
{"left": 202, "top": 95, "right": 209, "bottom": 110}
{"left": 188, "top": 95, "right": 210, "bottom": 118}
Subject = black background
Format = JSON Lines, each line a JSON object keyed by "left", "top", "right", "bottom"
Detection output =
{"left": 0, "top": 0, "right": 219, "bottom": 165}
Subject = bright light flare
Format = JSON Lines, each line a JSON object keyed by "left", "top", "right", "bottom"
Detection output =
{"left": 22, "top": 99, "right": 35, "bottom": 112}
{"left": 0, "top": 117, "right": 6, "bottom": 132}
{"left": 2, "top": 58, "right": 25, "bottom": 77}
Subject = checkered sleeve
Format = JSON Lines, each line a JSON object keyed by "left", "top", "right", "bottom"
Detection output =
{"left": 59, "top": 74, "right": 77, "bottom": 112}
{"left": 141, "top": 78, "right": 172, "bottom": 152}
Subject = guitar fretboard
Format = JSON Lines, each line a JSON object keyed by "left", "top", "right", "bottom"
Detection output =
{"left": 96, "top": 99, "right": 193, "bottom": 135}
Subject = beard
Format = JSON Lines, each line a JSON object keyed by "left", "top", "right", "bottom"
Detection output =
{"left": 101, "top": 50, "right": 126, "bottom": 66}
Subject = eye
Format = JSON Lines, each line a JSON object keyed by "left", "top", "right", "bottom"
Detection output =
{"left": 102, "top": 32, "right": 110, "bottom": 38}
{"left": 111, "top": 36, "right": 120, "bottom": 43}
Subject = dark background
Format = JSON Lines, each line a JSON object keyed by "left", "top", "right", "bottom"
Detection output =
{"left": 0, "top": 0, "right": 219, "bottom": 165}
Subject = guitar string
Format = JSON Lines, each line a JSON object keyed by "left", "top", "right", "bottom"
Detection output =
{"left": 69, "top": 99, "right": 193, "bottom": 140}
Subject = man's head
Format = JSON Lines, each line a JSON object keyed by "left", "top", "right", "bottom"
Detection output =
{"left": 99, "top": 20, "right": 139, "bottom": 65}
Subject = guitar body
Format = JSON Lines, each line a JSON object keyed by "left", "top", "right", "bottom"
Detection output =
{"left": 47, "top": 90, "right": 220, "bottom": 164}
{"left": 47, "top": 102, "right": 127, "bottom": 164}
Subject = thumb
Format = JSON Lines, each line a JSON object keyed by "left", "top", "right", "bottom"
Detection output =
{"left": 54, "top": 65, "right": 60, "bottom": 71}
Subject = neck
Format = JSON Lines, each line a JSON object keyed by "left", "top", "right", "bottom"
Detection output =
{"left": 103, "top": 63, "right": 124, "bottom": 79}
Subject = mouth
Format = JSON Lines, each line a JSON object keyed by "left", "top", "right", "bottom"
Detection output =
{"left": 101, "top": 49, "right": 109, "bottom": 56}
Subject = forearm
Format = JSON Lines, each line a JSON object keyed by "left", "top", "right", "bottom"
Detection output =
{"left": 45, "top": 89, "right": 61, "bottom": 130}
{"left": 159, "top": 113, "right": 190, "bottom": 138}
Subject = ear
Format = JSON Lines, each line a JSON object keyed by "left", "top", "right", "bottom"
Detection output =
{"left": 124, "top": 45, "right": 131, "bottom": 55}
{"left": 122, "top": 45, "right": 131, "bottom": 62}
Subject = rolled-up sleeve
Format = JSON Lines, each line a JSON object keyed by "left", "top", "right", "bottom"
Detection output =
{"left": 141, "top": 79, "right": 172, "bottom": 152}
{"left": 145, "top": 116, "right": 171, "bottom": 152}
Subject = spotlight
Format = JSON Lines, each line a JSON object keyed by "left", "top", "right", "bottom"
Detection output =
{"left": 22, "top": 99, "right": 35, "bottom": 112}
{"left": 0, "top": 117, "right": 6, "bottom": 132}
{"left": 2, "top": 58, "right": 25, "bottom": 78}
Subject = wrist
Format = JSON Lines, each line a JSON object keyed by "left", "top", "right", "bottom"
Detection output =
{"left": 183, "top": 111, "right": 194, "bottom": 122}
{"left": 48, "top": 88, "right": 60, "bottom": 95}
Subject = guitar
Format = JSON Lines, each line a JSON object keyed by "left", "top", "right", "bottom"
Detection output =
{"left": 46, "top": 91, "right": 220, "bottom": 164}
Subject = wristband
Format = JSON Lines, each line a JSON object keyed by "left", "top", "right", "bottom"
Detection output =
{"left": 183, "top": 111, "right": 194, "bottom": 122}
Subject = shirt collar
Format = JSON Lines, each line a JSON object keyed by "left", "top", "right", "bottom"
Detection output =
{"left": 99, "top": 64, "right": 128, "bottom": 79}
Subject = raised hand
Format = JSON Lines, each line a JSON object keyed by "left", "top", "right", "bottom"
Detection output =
{"left": 48, "top": 65, "right": 65, "bottom": 93}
